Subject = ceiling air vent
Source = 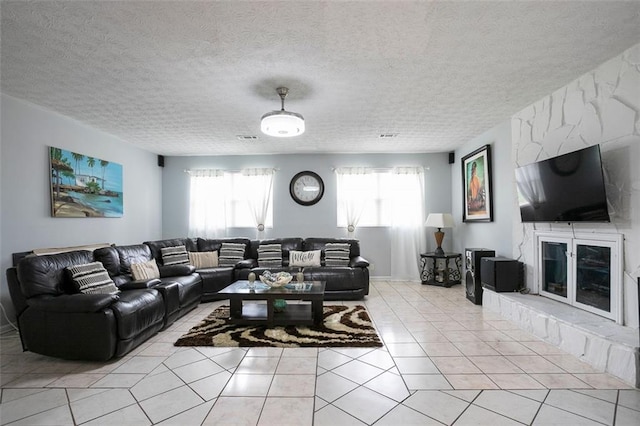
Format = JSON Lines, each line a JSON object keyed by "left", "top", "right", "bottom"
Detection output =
{"left": 379, "top": 133, "right": 398, "bottom": 139}
{"left": 237, "top": 135, "right": 258, "bottom": 141}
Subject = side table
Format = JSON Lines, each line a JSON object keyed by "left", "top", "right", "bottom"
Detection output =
{"left": 420, "top": 252, "right": 462, "bottom": 287}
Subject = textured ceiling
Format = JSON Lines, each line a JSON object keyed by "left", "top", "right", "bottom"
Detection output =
{"left": 1, "top": 1, "right": 639, "bottom": 156}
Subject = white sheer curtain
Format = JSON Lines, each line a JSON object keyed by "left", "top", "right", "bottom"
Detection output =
{"left": 335, "top": 167, "right": 372, "bottom": 237}
{"left": 188, "top": 169, "right": 226, "bottom": 238}
{"left": 390, "top": 167, "right": 426, "bottom": 280}
{"left": 242, "top": 168, "right": 275, "bottom": 239}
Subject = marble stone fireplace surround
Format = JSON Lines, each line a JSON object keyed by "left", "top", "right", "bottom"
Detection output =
{"left": 483, "top": 289, "right": 639, "bottom": 387}
{"left": 492, "top": 43, "right": 640, "bottom": 386}
{"left": 511, "top": 43, "right": 639, "bottom": 328}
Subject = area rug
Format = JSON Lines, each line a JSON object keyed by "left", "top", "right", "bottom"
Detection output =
{"left": 174, "top": 304, "right": 383, "bottom": 348}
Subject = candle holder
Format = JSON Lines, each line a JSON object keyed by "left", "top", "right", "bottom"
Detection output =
{"left": 248, "top": 272, "right": 256, "bottom": 290}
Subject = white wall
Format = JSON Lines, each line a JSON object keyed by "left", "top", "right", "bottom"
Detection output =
{"left": 452, "top": 120, "right": 514, "bottom": 257}
{"left": 512, "top": 43, "right": 640, "bottom": 327}
{"left": 0, "top": 95, "right": 163, "bottom": 330}
{"left": 161, "top": 152, "right": 453, "bottom": 278}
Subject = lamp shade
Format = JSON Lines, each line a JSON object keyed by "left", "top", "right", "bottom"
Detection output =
{"left": 425, "top": 213, "right": 454, "bottom": 229}
{"left": 260, "top": 87, "right": 305, "bottom": 137}
{"left": 260, "top": 110, "right": 305, "bottom": 137}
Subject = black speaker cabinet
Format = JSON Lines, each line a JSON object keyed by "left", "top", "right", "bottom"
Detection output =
{"left": 465, "top": 248, "right": 495, "bottom": 305}
{"left": 480, "top": 257, "right": 523, "bottom": 292}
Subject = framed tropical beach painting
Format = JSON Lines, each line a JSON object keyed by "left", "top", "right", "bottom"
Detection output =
{"left": 461, "top": 144, "right": 493, "bottom": 222}
{"left": 49, "top": 147, "right": 123, "bottom": 218}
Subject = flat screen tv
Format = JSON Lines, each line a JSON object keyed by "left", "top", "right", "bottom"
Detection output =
{"left": 515, "top": 145, "right": 610, "bottom": 223}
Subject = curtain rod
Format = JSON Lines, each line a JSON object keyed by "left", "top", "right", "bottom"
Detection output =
{"left": 331, "top": 166, "right": 430, "bottom": 172}
{"left": 184, "top": 168, "right": 280, "bottom": 174}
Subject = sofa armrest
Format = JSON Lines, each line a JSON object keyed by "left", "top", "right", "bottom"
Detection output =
{"left": 349, "top": 256, "right": 370, "bottom": 268}
{"left": 236, "top": 259, "right": 257, "bottom": 269}
{"left": 119, "top": 278, "right": 162, "bottom": 291}
{"left": 159, "top": 264, "right": 196, "bottom": 277}
{"left": 27, "top": 294, "right": 118, "bottom": 313}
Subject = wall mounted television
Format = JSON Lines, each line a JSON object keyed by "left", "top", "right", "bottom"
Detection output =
{"left": 515, "top": 145, "right": 610, "bottom": 223}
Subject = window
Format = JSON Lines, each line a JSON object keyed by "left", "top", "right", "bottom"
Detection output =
{"left": 336, "top": 167, "right": 424, "bottom": 228}
{"left": 336, "top": 166, "right": 426, "bottom": 279}
{"left": 188, "top": 169, "right": 274, "bottom": 237}
{"left": 224, "top": 172, "right": 272, "bottom": 228}
{"left": 336, "top": 169, "right": 386, "bottom": 227}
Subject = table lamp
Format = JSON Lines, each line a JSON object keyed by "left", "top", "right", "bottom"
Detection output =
{"left": 425, "top": 213, "right": 454, "bottom": 256}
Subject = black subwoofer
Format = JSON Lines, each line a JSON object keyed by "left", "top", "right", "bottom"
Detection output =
{"left": 481, "top": 257, "right": 523, "bottom": 292}
{"left": 465, "top": 248, "right": 495, "bottom": 305}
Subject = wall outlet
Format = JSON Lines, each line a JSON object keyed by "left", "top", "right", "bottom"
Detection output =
{"left": 369, "top": 263, "right": 375, "bottom": 272}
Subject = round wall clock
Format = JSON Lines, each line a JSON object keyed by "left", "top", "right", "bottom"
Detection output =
{"left": 289, "top": 171, "right": 324, "bottom": 206}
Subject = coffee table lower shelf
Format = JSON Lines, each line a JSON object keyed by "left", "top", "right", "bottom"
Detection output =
{"left": 220, "top": 280, "right": 326, "bottom": 327}
{"left": 231, "top": 303, "right": 316, "bottom": 327}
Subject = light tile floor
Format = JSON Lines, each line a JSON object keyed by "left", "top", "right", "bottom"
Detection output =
{"left": 1, "top": 280, "right": 639, "bottom": 425}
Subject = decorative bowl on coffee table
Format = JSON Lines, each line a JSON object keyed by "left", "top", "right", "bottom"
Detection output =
{"left": 259, "top": 271, "right": 293, "bottom": 288}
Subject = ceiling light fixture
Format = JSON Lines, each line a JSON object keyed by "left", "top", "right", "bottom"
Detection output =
{"left": 260, "top": 87, "right": 305, "bottom": 137}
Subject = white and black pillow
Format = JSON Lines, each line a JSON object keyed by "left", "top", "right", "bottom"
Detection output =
{"left": 325, "top": 243, "right": 351, "bottom": 266}
{"left": 219, "top": 242, "right": 246, "bottom": 266}
{"left": 258, "top": 244, "right": 282, "bottom": 268}
{"left": 289, "top": 250, "right": 322, "bottom": 267}
{"left": 67, "top": 262, "right": 120, "bottom": 295}
{"left": 161, "top": 245, "right": 189, "bottom": 266}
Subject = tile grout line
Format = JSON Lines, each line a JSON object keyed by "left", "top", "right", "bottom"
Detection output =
{"left": 611, "top": 389, "right": 620, "bottom": 426}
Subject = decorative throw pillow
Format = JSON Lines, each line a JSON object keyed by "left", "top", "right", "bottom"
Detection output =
{"left": 188, "top": 251, "right": 218, "bottom": 269}
{"left": 67, "top": 262, "right": 120, "bottom": 295}
{"left": 289, "top": 250, "right": 321, "bottom": 267}
{"left": 161, "top": 245, "right": 189, "bottom": 266}
{"left": 258, "top": 244, "right": 282, "bottom": 268}
{"left": 325, "top": 242, "right": 351, "bottom": 266}
{"left": 219, "top": 242, "right": 246, "bottom": 266}
{"left": 130, "top": 259, "right": 160, "bottom": 280}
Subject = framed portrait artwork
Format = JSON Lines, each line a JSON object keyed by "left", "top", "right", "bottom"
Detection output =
{"left": 461, "top": 144, "right": 493, "bottom": 222}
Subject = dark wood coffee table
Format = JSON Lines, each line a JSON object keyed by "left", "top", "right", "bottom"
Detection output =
{"left": 218, "top": 280, "right": 326, "bottom": 327}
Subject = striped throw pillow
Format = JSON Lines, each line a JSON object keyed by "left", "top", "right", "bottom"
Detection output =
{"left": 161, "top": 245, "right": 189, "bottom": 266}
{"left": 219, "top": 242, "right": 246, "bottom": 266}
{"left": 130, "top": 259, "right": 160, "bottom": 280}
{"left": 258, "top": 244, "right": 282, "bottom": 268}
{"left": 188, "top": 251, "right": 218, "bottom": 269}
{"left": 325, "top": 243, "right": 351, "bottom": 266}
{"left": 67, "top": 262, "right": 120, "bottom": 295}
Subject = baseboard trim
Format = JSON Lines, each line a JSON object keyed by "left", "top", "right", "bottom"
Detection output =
{"left": 370, "top": 276, "right": 421, "bottom": 283}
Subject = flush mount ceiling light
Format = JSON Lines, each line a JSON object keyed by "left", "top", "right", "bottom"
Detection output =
{"left": 260, "top": 87, "right": 305, "bottom": 137}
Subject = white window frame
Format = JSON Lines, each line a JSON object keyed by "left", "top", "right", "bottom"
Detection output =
{"left": 225, "top": 171, "right": 274, "bottom": 229}
{"left": 336, "top": 170, "right": 393, "bottom": 228}
{"left": 188, "top": 169, "right": 274, "bottom": 234}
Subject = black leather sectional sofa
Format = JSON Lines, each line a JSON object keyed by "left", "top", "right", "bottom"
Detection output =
{"left": 144, "top": 237, "right": 370, "bottom": 301}
{"left": 6, "top": 237, "right": 369, "bottom": 361}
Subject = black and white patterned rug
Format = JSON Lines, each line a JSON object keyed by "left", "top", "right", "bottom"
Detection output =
{"left": 174, "top": 304, "right": 383, "bottom": 348}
